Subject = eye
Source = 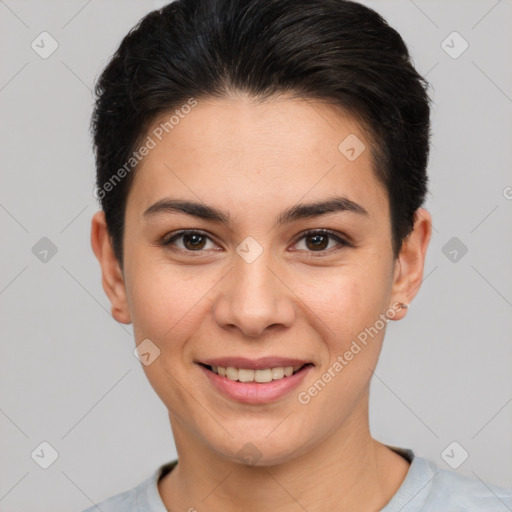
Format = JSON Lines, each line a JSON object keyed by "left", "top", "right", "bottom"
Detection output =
{"left": 161, "top": 228, "right": 351, "bottom": 255}
{"left": 163, "top": 230, "right": 218, "bottom": 252}
{"left": 292, "top": 229, "right": 350, "bottom": 254}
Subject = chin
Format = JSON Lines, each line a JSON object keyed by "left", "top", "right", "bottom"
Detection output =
{"left": 207, "top": 430, "right": 311, "bottom": 468}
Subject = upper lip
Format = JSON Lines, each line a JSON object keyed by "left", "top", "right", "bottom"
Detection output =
{"left": 198, "top": 357, "right": 313, "bottom": 370}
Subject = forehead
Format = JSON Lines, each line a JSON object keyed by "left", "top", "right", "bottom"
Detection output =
{"left": 126, "top": 94, "right": 388, "bottom": 220}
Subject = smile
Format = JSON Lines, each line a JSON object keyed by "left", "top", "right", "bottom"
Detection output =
{"left": 203, "top": 363, "right": 312, "bottom": 383}
{"left": 198, "top": 362, "right": 314, "bottom": 404}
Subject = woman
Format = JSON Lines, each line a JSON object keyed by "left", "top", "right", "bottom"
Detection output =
{"left": 85, "top": 0, "right": 512, "bottom": 510}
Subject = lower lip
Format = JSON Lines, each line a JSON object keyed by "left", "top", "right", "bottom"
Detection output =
{"left": 199, "top": 364, "right": 314, "bottom": 404}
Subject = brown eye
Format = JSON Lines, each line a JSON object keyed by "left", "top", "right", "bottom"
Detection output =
{"left": 182, "top": 233, "right": 207, "bottom": 250}
{"left": 305, "top": 233, "right": 330, "bottom": 251}
{"left": 293, "top": 229, "right": 350, "bottom": 254}
{"left": 164, "top": 230, "right": 216, "bottom": 252}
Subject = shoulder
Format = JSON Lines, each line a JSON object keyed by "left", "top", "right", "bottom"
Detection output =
{"left": 78, "top": 460, "right": 177, "bottom": 512}
{"left": 79, "top": 483, "right": 142, "bottom": 512}
{"left": 383, "top": 447, "right": 512, "bottom": 512}
{"left": 426, "top": 460, "right": 512, "bottom": 511}
{"left": 79, "top": 475, "right": 150, "bottom": 512}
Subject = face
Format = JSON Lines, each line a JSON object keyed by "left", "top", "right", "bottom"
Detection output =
{"left": 92, "top": 94, "right": 431, "bottom": 466}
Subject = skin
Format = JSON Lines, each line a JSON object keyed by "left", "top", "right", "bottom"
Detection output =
{"left": 91, "top": 93, "right": 431, "bottom": 511}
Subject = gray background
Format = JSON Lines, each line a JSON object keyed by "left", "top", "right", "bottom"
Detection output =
{"left": 1, "top": 0, "right": 511, "bottom": 510}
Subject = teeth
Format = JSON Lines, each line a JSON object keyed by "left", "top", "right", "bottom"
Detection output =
{"left": 255, "top": 369, "right": 272, "bottom": 383}
{"left": 226, "top": 367, "right": 238, "bottom": 380}
{"left": 209, "top": 364, "right": 305, "bottom": 382}
{"left": 271, "top": 367, "right": 284, "bottom": 379}
{"left": 238, "top": 368, "right": 255, "bottom": 382}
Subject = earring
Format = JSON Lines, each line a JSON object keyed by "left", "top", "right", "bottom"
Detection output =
{"left": 400, "top": 303, "right": 408, "bottom": 309}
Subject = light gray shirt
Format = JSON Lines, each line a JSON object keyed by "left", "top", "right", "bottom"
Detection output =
{"left": 80, "top": 447, "right": 512, "bottom": 511}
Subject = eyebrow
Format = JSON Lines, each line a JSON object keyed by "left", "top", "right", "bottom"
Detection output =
{"left": 143, "top": 196, "right": 368, "bottom": 227}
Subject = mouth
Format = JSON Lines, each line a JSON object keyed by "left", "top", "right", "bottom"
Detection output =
{"left": 198, "top": 360, "right": 315, "bottom": 404}
{"left": 199, "top": 362, "right": 314, "bottom": 383}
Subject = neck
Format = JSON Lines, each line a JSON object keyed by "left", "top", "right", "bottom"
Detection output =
{"left": 158, "top": 400, "right": 410, "bottom": 512}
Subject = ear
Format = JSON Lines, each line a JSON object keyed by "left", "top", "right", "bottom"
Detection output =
{"left": 389, "top": 208, "right": 432, "bottom": 321}
{"left": 90, "top": 210, "right": 132, "bottom": 324}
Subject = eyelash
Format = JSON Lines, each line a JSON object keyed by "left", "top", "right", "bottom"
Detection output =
{"left": 162, "top": 229, "right": 352, "bottom": 256}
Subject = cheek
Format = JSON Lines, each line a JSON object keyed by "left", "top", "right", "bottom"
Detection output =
{"left": 127, "top": 260, "right": 219, "bottom": 347}
{"left": 127, "top": 264, "right": 212, "bottom": 408}
{"left": 297, "top": 261, "right": 391, "bottom": 342}
{"left": 293, "top": 269, "right": 390, "bottom": 420}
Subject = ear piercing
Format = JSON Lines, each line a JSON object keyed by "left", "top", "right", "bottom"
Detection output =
{"left": 399, "top": 303, "right": 408, "bottom": 309}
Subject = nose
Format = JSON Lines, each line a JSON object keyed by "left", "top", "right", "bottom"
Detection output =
{"left": 212, "top": 248, "right": 296, "bottom": 338}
